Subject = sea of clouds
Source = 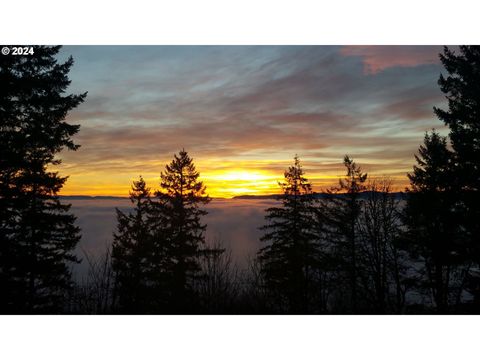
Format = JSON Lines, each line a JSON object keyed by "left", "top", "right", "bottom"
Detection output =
{"left": 69, "top": 198, "right": 276, "bottom": 279}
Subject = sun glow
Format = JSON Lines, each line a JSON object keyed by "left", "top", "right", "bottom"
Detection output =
{"left": 57, "top": 160, "right": 411, "bottom": 198}
{"left": 208, "top": 171, "right": 273, "bottom": 182}
{"left": 202, "top": 169, "right": 281, "bottom": 198}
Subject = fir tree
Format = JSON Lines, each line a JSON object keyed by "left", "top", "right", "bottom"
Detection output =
{"left": 112, "top": 176, "right": 159, "bottom": 313}
{"left": 320, "top": 155, "right": 367, "bottom": 313}
{"left": 151, "top": 149, "right": 211, "bottom": 312}
{"left": 434, "top": 46, "right": 480, "bottom": 305}
{"left": 434, "top": 46, "right": 480, "bottom": 192}
{"left": 258, "top": 156, "right": 322, "bottom": 313}
{"left": 0, "top": 46, "right": 86, "bottom": 313}
{"left": 403, "top": 131, "right": 465, "bottom": 312}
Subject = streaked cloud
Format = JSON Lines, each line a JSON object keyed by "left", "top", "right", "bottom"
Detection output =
{"left": 57, "top": 46, "right": 450, "bottom": 197}
{"left": 340, "top": 45, "right": 441, "bottom": 74}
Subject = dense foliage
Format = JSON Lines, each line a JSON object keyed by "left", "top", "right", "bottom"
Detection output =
{"left": 0, "top": 46, "right": 86, "bottom": 313}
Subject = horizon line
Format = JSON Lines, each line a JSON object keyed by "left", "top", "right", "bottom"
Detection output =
{"left": 58, "top": 190, "right": 407, "bottom": 200}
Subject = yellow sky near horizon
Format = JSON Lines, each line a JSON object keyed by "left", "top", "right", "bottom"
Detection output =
{"left": 57, "top": 159, "right": 411, "bottom": 198}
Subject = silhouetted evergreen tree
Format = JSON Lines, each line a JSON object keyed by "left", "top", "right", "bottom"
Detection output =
{"left": 403, "top": 131, "right": 466, "bottom": 312}
{"left": 435, "top": 46, "right": 480, "bottom": 193}
{"left": 320, "top": 155, "right": 367, "bottom": 313}
{"left": 150, "top": 149, "right": 211, "bottom": 312}
{"left": 258, "top": 156, "right": 323, "bottom": 313}
{"left": 112, "top": 177, "right": 161, "bottom": 313}
{"left": 0, "top": 46, "right": 86, "bottom": 313}
{"left": 434, "top": 46, "right": 480, "bottom": 306}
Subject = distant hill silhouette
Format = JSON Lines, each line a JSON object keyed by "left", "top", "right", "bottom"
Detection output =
{"left": 233, "top": 191, "right": 406, "bottom": 200}
{"left": 60, "top": 195, "right": 128, "bottom": 200}
{"left": 231, "top": 194, "right": 280, "bottom": 200}
{"left": 62, "top": 192, "right": 407, "bottom": 201}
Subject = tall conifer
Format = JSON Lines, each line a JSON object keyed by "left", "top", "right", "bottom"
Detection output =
{"left": 434, "top": 46, "right": 480, "bottom": 305}
{"left": 151, "top": 149, "right": 210, "bottom": 312}
{"left": 320, "top": 155, "right": 367, "bottom": 313}
{"left": 258, "top": 156, "right": 321, "bottom": 313}
{"left": 112, "top": 177, "right": 158, "bottom": 313}
{"left": 0, "top": 46, "right": 86, "bottom": 313}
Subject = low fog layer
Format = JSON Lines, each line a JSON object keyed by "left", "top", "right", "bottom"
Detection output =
{"left": 70, "top": 198, "right": 276, "bottom": 279}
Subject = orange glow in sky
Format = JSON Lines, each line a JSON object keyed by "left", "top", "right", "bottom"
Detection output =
{"left": 58, "top": 160, "right": 410, "bottom": 198}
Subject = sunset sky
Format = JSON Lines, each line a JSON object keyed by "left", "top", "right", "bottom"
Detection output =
{"left": 57, "top": 46, "right": 449, "bottom": 198}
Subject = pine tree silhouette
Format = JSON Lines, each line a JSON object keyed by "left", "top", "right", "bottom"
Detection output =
{"left": 0, "top": 46, "right": 86, "bottom": 313}
{"left": 403, "top": 131, "right": 466, "bottom": 313}
{"left": 434, "top": 46, "right": 480, "bottom": 308}
{"left": 150, "top": 149, "right": 211, "bottom": 313}
{"left": 320, "top": 155, "right": 367, "bottom": 313}
{"left": 258, "top": 156, "right": 322, "bottom": 313}
{"left": 435, "top": 46, "right": 480, "bottom": 193}
{"left": 112, "top": 176, "right": 162, "bottom": 313}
